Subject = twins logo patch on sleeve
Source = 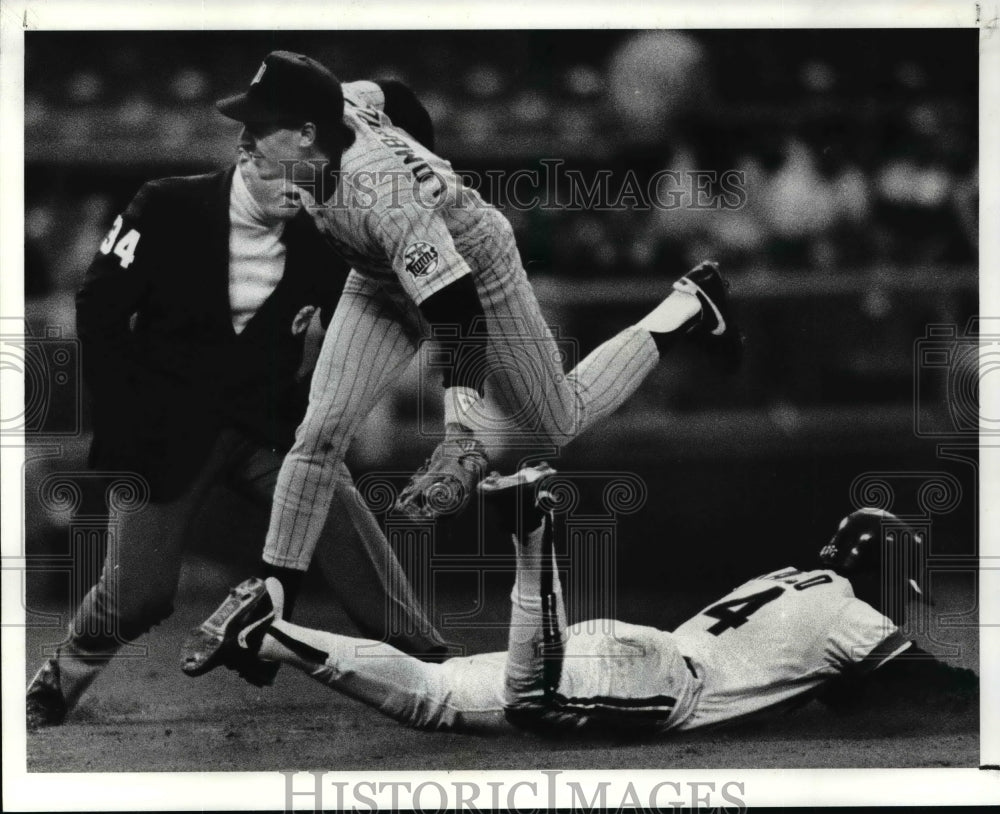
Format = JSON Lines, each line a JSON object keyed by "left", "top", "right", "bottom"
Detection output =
{"left": 404, "top": 242, "right": 439, "bottom": 277}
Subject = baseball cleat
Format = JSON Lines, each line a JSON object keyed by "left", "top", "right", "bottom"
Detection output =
{"left": 180, "top": 577, "right": 279, "bottom": 687}
{"left": 672, "top": 260, "right": 744, "bottom": 372}
{"left": 479, "top": 463, "right": 558, "bottom": 537}
{"left": 26, "top": 658, "right": 68, "bottom": 730}
{"left": 478, "top": 462, "right": 558, "bottom": 494}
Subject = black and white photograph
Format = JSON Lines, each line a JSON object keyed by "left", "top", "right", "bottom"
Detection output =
{"left": 2, "top": 1, "right": 997, "bottom": 810}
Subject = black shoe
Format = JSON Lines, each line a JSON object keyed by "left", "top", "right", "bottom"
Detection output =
{"left": 26, "top": 658, "right": 67, "bottom": 730}
{"left": 478, "top": 463, "right": 559, "bottom": 537}
{"left": 180, "top": 577, "right": 279, "bottom": 687}
{"left": 673, "top": 260, "right": 744, "bottom": 373}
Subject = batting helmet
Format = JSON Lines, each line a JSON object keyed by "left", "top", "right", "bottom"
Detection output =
{"left": 818, "top": 507, "right": 930, "bottom": 622}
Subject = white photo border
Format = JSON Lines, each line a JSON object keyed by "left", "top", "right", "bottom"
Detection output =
{"left": 2, "top": 0, "right": 998, "bottom": 809}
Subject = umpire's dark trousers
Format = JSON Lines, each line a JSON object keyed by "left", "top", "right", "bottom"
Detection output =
{"left": 64, "top": 427, "right": 444, "bottom": 702}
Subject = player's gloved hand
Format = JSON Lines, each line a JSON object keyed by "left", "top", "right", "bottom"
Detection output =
{"left": 395, "top": 423, "right": 489, "bottom": 520}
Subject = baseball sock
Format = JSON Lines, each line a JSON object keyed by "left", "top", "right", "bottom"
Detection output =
{"left": 260, "top": 563, "right": 304, "bottom": 618}
{"left": 637, "top": 290, "right": 701, "bottom": 355}
{"left": 510, "top": 513, "right": 564, "bottom": 629}
{"left": 511, "top": 521, "right": 547, "bottom": 595}
{"left": 258, "top": 620, "right": 338, "bottom": 668}
{"left": 507, "top": 513, "right": 566, "bottom": 703}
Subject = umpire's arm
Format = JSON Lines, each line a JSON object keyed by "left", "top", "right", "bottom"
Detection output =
{"left": 75, "top": 183, "right": 156, "bottom": 406}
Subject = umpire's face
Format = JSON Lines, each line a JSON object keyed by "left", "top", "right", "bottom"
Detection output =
{"left": 237, "top": 121, "right": 310, "bottom": 220}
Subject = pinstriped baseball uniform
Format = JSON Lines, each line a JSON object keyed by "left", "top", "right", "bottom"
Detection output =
{"left": 265, "top": 82, "right": 661, "bottom": 569}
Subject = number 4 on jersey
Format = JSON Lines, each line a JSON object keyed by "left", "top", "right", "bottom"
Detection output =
{"left": 99, "top": 215, "right": 141, "bottom": 268}
{"left": 703, "top": 586, "right": 784, "bottom": 635}
{"left": 702, "top": 572, "right": 834, "bottom": 635}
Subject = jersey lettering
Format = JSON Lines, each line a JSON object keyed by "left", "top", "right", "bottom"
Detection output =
{"left": 382, "top": 136, "right": 410, "bottom": 150}
{"left": 349, "top": 96, "right": 438, "bottom": 190}
{"left": 112, "top": 228, "right": 141, "bottom": 269}
{"left": 758, "top": 567, "right": 802, "bottom": 584}
{"left": 99, "top": 214, "right": 141, "bottom": 268}
{"left": 99, "top": 215, "right": 124, "bottom": 254}
{"left": 794, "top": 573, "right": 834, "bottom": 591}
{"left": 348, "top": 99, "right": 381, "bottom": 128}
{"left": 699, "top": 571, "right": 839, "bottom": 636}
{"left": 703, "top": 586, "right": 785, "bottom": 635}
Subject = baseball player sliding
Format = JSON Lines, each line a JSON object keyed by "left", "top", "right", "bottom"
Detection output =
{"left": 183, "top": 465, "right": 977, "bottom": 735}
{"left": 183, "top": 51, "right": 742, "bottom": 662}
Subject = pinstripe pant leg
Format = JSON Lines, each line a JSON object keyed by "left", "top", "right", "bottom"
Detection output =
{"left": 313, "top": 463, "right": 448, "bottom": 653}
{"left": 264, "top": 272, "right": 419, "bottom": 570}
{"left": 563, "top": 324, "right": 660, "bottom": 433}
{"left": 230, "top": 438, "right": 445, "bottom": 653}
{"left": 481, "top": 274, "right": 659, "bottom": 448}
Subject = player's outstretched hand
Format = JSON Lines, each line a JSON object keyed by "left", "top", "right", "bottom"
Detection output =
{"left": 395, "top": 423, "right": 489, "bottom": 520}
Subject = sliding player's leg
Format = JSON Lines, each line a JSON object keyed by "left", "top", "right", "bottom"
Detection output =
{"left": 205, "top": 577, "right": 505, "bottom": 731}
{"left": 503, "top": 510, "right": 571, "bottom": 725}
{"left": 483, "top": 465, "right": 701, "bottom": 736}
{"left": 477, "top": 465, "right": 578, "bottom": 731}
{"left": 262, "top": 616, "right": 506, "bottom": 731}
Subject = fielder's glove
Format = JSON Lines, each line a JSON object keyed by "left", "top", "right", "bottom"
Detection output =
{"left": 395, "top": 423, "right": 489, "bottom": 520}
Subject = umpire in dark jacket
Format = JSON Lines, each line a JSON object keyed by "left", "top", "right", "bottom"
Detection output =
{"left": 26, "top": 80, "right": 445, "bottom": 728}
{"left": 79, "top": 166, "right": 335, "bottom": 493}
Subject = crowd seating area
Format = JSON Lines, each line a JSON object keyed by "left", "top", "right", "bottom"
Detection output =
{"left": 25, "top": 30, "right": 976, "bottom": 291}
{"left": 23, "top": 30, "right": 977, "bottom": 442}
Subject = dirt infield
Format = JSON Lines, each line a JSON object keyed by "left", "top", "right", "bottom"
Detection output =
{"left": 25, "top": 569, "right": 979, "bottom": 773}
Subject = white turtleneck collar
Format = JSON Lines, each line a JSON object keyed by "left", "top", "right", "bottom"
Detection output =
{"left": 231, "top": 162, "right": 280, "bottom": 227}
{"left": 228, "top": 164, "right": 288, "bottom": 334}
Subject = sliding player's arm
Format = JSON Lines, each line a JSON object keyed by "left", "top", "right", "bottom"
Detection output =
{"left": 820, "top": 600, "right": 978, "bottom": 712}
{"left": 817, "top": 641, "right": 978, "bottom": 712}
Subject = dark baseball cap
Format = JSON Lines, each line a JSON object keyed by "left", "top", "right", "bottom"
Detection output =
{"left": 217, "top": 50, "right": 353, "bottom": 143}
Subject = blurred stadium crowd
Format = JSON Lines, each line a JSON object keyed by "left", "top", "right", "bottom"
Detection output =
{"left": 23, "top": 29, "right": 977, "bottom": 444}
{"left": 26, "top": 30, "right": 976, "bottom": 291}
{"left": 20, "top": 28, "right": 979, "bottom": 590}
